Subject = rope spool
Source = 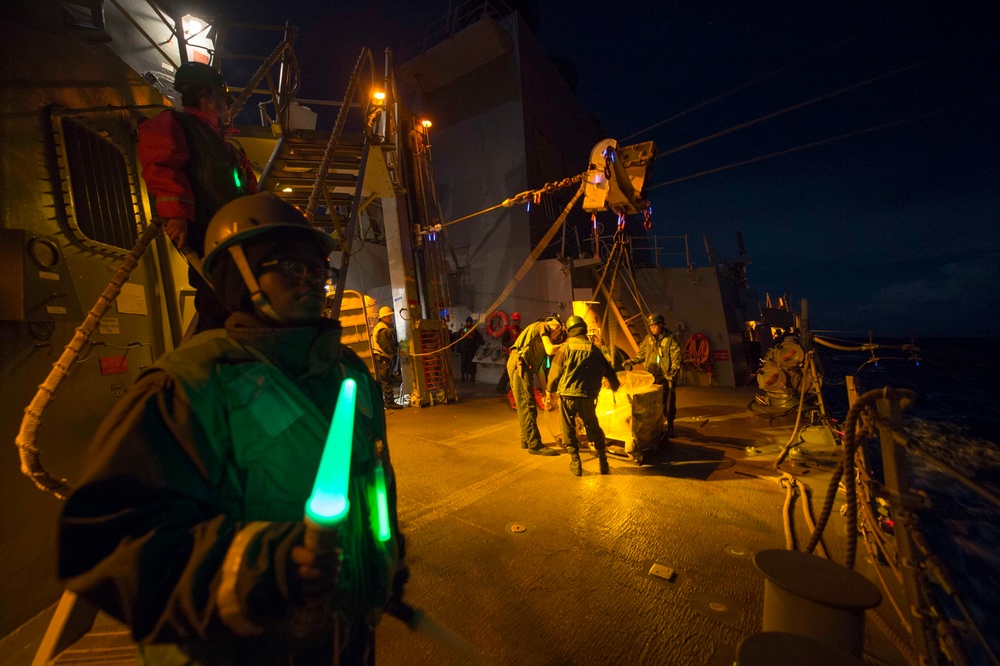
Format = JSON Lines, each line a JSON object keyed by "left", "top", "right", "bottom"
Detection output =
{"left": 485, "top": 310, "right": 509, "bottom": 338}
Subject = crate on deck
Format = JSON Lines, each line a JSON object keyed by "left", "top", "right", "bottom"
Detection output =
{"left": 596, "top": 370, "right": 664, "bottom": 464}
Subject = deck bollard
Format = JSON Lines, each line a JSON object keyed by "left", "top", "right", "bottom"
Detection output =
{"left": 753, "top": 549, "right": 881, "bottom": 657}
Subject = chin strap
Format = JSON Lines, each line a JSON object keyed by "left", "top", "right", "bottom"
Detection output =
{"left": 227, "top": 244, "right": 285, "bottom": 324}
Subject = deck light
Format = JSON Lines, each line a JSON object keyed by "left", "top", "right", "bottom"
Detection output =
{"left": 305, "top": 378, "right": 357, "bottom": 528}
{"left": 421, "top": 119, "right": 432, "bottom": 128}
{"left": 372, "top": 90, "right": 386, "bottom": 105}
{"left": 282, "top": 186, "right": 293, "bottom": 193}
{"left": 181, "top": 14, "right": 206, "bottom": 37}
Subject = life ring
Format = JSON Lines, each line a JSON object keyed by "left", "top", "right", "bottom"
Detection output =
{"left": 683, "top": 332, "right": 712, "bottom": 372}
{"left": 486, "top": 310, "right": 509, "bottom": 338}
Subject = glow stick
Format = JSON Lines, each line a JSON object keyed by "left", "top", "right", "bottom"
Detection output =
{"left": 305, "top": 378, "right": 357, "bottom": 528}
{"left": 374, "top": 462, "right": 391, "bottom": 542}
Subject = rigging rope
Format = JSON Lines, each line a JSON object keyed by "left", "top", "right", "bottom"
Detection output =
{"left": 440, "top": 174, "right": 584, "bottom": 228}
{"left": 16, "top": 218, "right": 167, "bottom": 498}
{"left": 406, "top": 182, "right": 587, "bottom": 358}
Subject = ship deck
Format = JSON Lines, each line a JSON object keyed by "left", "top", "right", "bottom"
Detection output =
{"left": 1, "top": 384, "right": 910, "bottom": 665}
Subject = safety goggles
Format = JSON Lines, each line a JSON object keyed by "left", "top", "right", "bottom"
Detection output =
{"left": 259, "top": 259, "right": 335, "bottom": 281}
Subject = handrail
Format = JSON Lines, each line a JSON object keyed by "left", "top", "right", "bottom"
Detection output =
{"left": 397, "top": 0, "right": 514, "bottom": 63}
{"left": 223, "top": 26, "right": 299, "bottom": 134}
{"left": 805, "top": 386, "right": 998, "bottom": 665}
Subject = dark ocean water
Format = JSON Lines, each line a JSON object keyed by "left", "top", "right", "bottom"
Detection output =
{"left": 815, "top": 336, "right": 1000, "bottom": 444}
{"left": 814, "top": 336, "right": 1000, "bottom": 662}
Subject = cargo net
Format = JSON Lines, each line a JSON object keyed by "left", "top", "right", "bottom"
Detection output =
{"left": 594, "top": 370, "right": 665, "bottom": 462}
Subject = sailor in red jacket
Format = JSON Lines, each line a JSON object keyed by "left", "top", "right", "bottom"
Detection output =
{"left": 138, "top": 62, "right": 258, "bottom": 332}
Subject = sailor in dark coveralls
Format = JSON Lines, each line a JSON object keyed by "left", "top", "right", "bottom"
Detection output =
{"left": 546, "top": 316, "right": 621, "bottom": 475}
{"left": 455, "top": 315, "right": 485, "bottom": 382}
{"left": 137, "top": 62, "right": 258, "bottom": 332}
{"left": 506, "top": 316, "right": 565, "bottom": 456}
{"left": 58, "top": 193, "right": 407, "bottom": 665}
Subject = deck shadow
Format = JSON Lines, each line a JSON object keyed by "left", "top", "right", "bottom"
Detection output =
{"left": 601, "top": 441, "right": 732, "bottom": 480}
{"left": 674, "top": 425, "right": 758, "bottom": 450}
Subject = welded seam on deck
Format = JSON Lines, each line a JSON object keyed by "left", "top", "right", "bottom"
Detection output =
{"left": 398, "top": 460, "right": 542, "bottom": 531}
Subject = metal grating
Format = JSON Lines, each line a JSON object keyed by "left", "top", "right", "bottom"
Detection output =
{"left": 62, "top": 118, "right": 139, "bottom": 251}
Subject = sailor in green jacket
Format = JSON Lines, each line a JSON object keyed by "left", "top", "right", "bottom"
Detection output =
{"left": 546, "top": 316, "right": 621, "bottom": 475}
{"left": 506, "top": 316, "right": 565, "bottom": 455}
{"left": 626, "top": 313, "right": 683, "bottom": 437}
{"left": 58, "top": 193, "right": 406, "bottom": 665}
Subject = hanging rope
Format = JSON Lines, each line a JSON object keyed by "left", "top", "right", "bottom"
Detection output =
{"left": 16, "top": 218, "right": 166, "bottom": 498}
{"left": 407, "top": 182, "right": 587, "bottom": 358}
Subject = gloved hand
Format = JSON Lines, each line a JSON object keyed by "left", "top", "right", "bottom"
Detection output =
{"left": 623, "top": 360, "right": 633, "bottom": 371}
{"left": 289, "top": 528, "right": 342, "bottom": 636}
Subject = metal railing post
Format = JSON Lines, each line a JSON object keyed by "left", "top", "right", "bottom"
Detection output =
{"left": 275, "top": 20, "right": 296, "bottom": 132}
{"left": 876, "top": 396, "right": 937, "bottom": 664}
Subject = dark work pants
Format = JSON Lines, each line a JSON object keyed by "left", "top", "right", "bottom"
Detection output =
{"left": 376, "top": 355, "right": 396, "bottom": 405}
{"left": 559, "top": 396, "right": 606, "bottom": 455}
{"left": 460, "top": 352, "right": 476, "bottom": 381}
{"left": 186, "top": 223, "right": 229, "bottom": 333}
{"left": 659, "top": 379, "right": 677, "bottom": 428}
{"left": 507, "top": 354, "right": 542, "bottom": 450}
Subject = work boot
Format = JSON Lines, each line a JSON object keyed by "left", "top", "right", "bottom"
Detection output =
{"left": 569, "top": 453, "right": 582, "bottom": 476}
{"left": 527, "top": 446, "right": 559, "bottom": 457}
{"left": 385, "top": 401, "right": 403, "bottom": 411}
{"left": 596, "top": 449, "right": 610, "bottom": 475}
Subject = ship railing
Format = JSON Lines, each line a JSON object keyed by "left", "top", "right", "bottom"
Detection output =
{"left": 214, "top": 21, "right": 301, "bottom": 136}
{"left": 591, "top": 232, "right": 693, "bottom": 269}
{"left": 397, "top": 0, "right": 515, "bottom": 64}
{"left": 835, "top": 388, "right": 998, "bottom": 665}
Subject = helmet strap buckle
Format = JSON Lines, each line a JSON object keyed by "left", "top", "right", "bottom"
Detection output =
{"left": 228, "top": 244, "right": 284, "bottom": 323}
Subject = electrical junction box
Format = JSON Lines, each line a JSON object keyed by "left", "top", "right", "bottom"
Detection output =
{"left": 0, "top": 229, "right": 83, "bottom": 321}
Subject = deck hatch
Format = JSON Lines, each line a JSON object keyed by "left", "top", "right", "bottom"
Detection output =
{"left": 61, "top": 118, "right": 139, "bottom": 252}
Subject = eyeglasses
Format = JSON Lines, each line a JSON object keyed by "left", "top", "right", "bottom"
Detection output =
{"left": 259, "top": 259, "right": 335, "bottom": 281}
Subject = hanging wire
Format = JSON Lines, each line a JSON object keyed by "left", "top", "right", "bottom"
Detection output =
{"left": 659, "top": 60, "right": 929, "bottom": 159}
{"left": 647, "top": 109, "right": 942, "bottom": 191}
{"left": 620, "top": 22, "right": 891, "bottom": 142}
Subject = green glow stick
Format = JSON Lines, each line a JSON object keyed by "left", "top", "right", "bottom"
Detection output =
{"left": 305, "top": 378, "right": 357, "bottom": 528}
{"left": 374, "top": 462, "right": 391, "bottom": 542}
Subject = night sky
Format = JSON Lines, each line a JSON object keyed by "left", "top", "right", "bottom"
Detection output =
{"left": 212, "top": 0, "right": 999, "bottom": 337}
